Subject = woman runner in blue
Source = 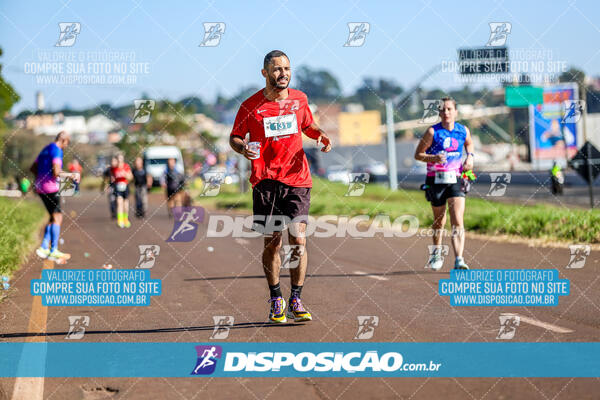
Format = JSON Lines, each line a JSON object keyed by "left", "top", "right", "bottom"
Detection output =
{"left": 414, "top": 98, "right": 474, "bottom": 271}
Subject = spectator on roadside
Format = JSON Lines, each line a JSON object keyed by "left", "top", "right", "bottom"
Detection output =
{"left": 162, "top": 157, "right": 185, "bottom": 218}
{"left": 101, "top": 156, "right": 118, "bottom": 219}
{"left": 133, "top": 157, "right": 152, "bottom": 218}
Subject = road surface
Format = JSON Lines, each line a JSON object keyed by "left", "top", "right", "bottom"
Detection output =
{"left": 1, "top": 191, "right": 598, "bottom": 399}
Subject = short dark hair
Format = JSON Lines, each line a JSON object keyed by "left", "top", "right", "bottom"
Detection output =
{"left": 263, "top": 50, "right": 289, "bottom": 70}
{"left": 440, "top": 97, "right": 457, "bottom": 109}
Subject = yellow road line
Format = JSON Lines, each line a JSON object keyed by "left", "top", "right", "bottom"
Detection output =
{"left": 11, "top": 259, "right": 54, "bottom": 400}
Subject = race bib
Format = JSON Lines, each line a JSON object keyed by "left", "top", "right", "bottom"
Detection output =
{"left": 116, "top": 182, "right": 128, "bottom": 192}
{"left": 434, "top": 171, "right": 457, "bottom": 184}
{"left": 263, "top": 114, "right": 298, "bottom": 138}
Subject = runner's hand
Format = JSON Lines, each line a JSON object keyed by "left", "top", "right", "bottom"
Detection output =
{"left": 432, "top": 154, "right": 446, "bottom": 164}
{"left": 71, "top": 172, "right": 81, "bottom": 183}
{"left": 316, "top": 134, "right": 332, "bottom": 153}
{"left": 242, "top": 144, "right": 259, "bottom": 160}
{"left": 463, "top": 155, "right": 473, "bottom": 171}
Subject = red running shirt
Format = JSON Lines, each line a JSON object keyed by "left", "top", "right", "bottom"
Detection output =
{"left": 230, "top": 89, "right": 314, "bottom": 188}
{"left": 111, "top": 163, "right": 131, "bottom": 184}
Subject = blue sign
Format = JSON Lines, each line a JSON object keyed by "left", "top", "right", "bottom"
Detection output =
{"left": 1, "top": 343, "right": 599, "bottom": 377}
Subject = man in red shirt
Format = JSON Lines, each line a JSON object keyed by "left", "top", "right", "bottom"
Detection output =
{"left": 110, "top": 153, "right": 133, "bottom": 228}
{"left": 230, "top": 50, "right": 332, "bottom": 324}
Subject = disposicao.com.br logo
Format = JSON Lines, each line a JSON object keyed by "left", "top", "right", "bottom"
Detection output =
{"left": 191, "top": 346, "right": 442, "bottom": 376}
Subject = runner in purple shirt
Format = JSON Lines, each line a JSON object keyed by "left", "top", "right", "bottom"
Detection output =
{"left": 30, "top": 131, "right": 80, "bottom": 261}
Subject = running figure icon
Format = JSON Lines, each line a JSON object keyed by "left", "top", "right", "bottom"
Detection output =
{"left": 193, "top": 347, "right": 218, "bottom": 373}
{"left": 191, "top": 345, "right": 222, "bottom": 375}
{"left": 170, "top": 208, "right": 202, "bottom": 241}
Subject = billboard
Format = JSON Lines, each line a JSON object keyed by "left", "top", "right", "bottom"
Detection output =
{"left": 529, "top": 83, "right": 581, "bottom": 168}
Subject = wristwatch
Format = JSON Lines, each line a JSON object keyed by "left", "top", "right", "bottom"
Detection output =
{"left": 467, "top": 152, "right": 474, "bottom": 158}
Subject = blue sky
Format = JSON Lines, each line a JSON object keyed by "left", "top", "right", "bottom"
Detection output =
{"left": 2, "top": 0, "right": 599, "bottom": 113}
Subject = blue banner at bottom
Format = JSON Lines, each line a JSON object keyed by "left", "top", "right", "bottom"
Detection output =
{"left": 1, "top": 342, "right": 598, "bottom": 377}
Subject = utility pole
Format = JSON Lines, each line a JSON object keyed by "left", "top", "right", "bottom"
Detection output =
{"left": 385, "top": 99, "right": 398, "bottom": 191}
{"left": 239, "top": 155, "right": 248, "bottom": 193}
{"left": 384, "top": 64, "right": 442, "bottom": 191}
{"left": 581, "top": 83, "right": 594, "bottom": 208}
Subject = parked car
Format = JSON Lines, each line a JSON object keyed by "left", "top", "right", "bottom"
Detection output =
{"left": 352, "top": 161, "right": 388, "bottom": 182}
{"left": 143, "top": 146, "right": 184, "bottom": 186}
{"left": 202, "top": 166, "right": 239, "bottom": 185}
{"left": 326, "top": 165, "right": 351, "bottom": 184}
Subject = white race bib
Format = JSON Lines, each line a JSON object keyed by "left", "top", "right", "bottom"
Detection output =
{"left": 263, "top": 114, "right": 298, "bottom": 138}
{"left": 116, "top": 182, "right": 128, "bottom": 192}
{"left": 434, "top": 171, "right": 457, "bottom": 184}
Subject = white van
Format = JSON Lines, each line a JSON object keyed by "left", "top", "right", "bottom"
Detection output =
{"left": 143, "top": 146, "right": 184, "bottom": 186}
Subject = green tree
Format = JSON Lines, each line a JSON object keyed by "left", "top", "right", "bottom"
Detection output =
{"left": 559, "top": 67, "right": 585, "bottom": 96}
{"left": 0, "top": 47, "right": 20, "bottom": 130}
{"left": 295, "top": 65, "right": 342, "bottom": 101}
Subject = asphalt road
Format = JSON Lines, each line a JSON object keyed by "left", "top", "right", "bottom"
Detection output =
{"left": 1, "top": 191, "right": 599, "bottom": 399}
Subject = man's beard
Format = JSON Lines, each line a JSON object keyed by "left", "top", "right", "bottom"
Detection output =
{"left": 269, "top": 75, "right": 289, "bottom": 90}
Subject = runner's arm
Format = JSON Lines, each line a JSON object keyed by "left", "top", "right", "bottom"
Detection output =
{"left": 415, "top": 127, "right": 444, "bottom": 163}
{"left": 303, "top": 123, "right": 332, "bottom": 153}
{"left": 29, "top": 160, "right": 37, "bottom": 176}
{"left": 58, "top": 170, "right": 80, "bottom": 182}
{"left": 463, "top": 127, "right": 474, "bottom": 171}
{"left": 229, "top": 104, "right": 257, "bottom": 160}
{"left": 229, "top": 135, "right": 258, "bottom": 160}
{"left": 52, "top": 161, "right": 78, "bottom": 181}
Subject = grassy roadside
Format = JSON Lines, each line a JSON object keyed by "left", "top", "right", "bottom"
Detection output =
{"left": 195, "top": 178, "right": 600, "bottom": 244}
{"left": 0, "top": 196, "right": 46, "bottom": 278}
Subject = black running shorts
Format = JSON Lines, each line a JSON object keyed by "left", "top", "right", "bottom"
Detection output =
{"left": 424, "top": 176, "right": 465, "bottom": 207}
{"left": 39, "top": 191, "right": 61, "bottom": 214}
{"left": 252, "top": 179, "right": 311, "bottom": 233}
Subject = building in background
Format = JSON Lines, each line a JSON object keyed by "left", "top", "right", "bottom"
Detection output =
{"left": 310, "top": 103, "right": 341, "bottom": 145}
{"left": 35, "top": 91, "right": 45, "bottom": 111}
{"left": 87, "top": 114, "right": 120, "bottom": 143}
{"left": 25, "top": 113, "right": 56, "bottom": 131}
{"left": 586, "top": 113, "right": 600, "bottom": 148}
{"left": 338, "top": 109, "right": 382, "bottom": 145}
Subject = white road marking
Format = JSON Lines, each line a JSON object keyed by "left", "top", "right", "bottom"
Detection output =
{"left": 353, "top": 270, "right": 389, "bottom": 281}
{"left": 503, "top": 313, "right": 574, "bottom": 334}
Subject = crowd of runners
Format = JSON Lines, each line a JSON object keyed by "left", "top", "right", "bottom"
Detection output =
{"left": 31, "top": 49, "right": 477, "bottom": 323}
{"left": 100, "top": 154, "right": 187, "bottom": 225}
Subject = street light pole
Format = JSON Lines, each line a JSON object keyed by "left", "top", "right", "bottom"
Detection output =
{"left": 384, "top": 64, "right": 442, "bottom": 191}
{"left": 386, "top": 99, "right": 398, "bottom": 191}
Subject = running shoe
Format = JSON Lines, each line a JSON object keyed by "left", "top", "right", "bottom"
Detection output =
{"left": 124, "top": 219, "right": 131, "bottom": 228}
{"left": 427, "top": 253, "right": 444, "bottom": 271}
{"left": 117, "top": 220, "right": 125, "bottom": 228}
{"left": 48, "top": 249, "right": 71, "bottom": 261}
{"left": 454, "top": 257, "right": 469, "bottom": 270}
{"left": 35, "top": 247, "right": 50, "bottom": 259}
{"left": 268, "top": 297, "right": 287, "bottom": 323}
{"left": 287, "top": 296, "right": 312, "bottom": 322}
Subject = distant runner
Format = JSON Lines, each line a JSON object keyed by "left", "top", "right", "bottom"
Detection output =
{"left": 163, "top": 157, "right": 185, "bottom": 218}
{"left": 133, "top": 157, "right": 151, "bottom": 218}
{"left": 67, "top": 158, "right": 83, "bottom": 194}
{"left": 414, "top": 97, "right": 474, "bottom": 271}
{"left": 229, "top": 50, "right": 332, "bottom": 323}
{"left": 101, "top": 156, "right": 118, "bottom": 219}
{"left": 110, "top": 154, "right": 133, "bottom": 228}
{"left": 31, "top": 131, "right": 79, "bottom": 261}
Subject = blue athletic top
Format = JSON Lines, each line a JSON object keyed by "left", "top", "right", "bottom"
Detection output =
{"left": 35, "top": 142, "right": 63, "bottom": 193}
{"left": 425, "top": 122, "right": 467, "bottom": 177}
